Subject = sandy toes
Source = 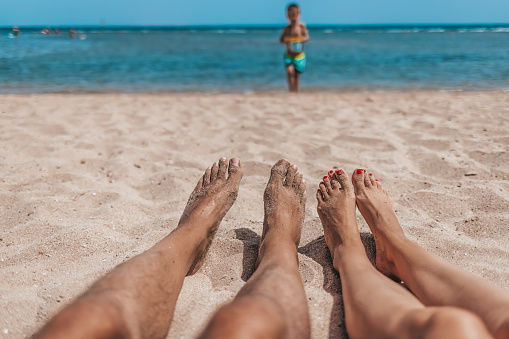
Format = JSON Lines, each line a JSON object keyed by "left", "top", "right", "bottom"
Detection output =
{"left": 256, "top": 159, "right": 306, "bottom": 267}
{"left": 316, "top": 169, "right": 361, "bottom": 267}
{"left": 351, "top": 169, "right": 404, "bottom": 278}
{"left": 179, "top": 157, "right": 243, "bottom": 275}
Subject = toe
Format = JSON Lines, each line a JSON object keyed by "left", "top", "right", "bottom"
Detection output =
{"left": 363, "top": 170, "right": 372, "bottom": 187}
{"left": 217, "top": 157, "right": 228, "bottom": 180}
{"left": 352, "top": 168, "right": 366, "bottom": 194}
{"left": 328, "top": 169, "right": 340, "bottom": 191}
{"left": 335, "top": 169, "right": 352, "bottom": 191}
{"left": 368, "top": 172, "right": 376, "bottom": 186}
{"left": 269, "top": 159, "right": 291, "bottom": 186}
{"left": 210, "top": 161, "right": 219, "bottom": 182}
{"left": 285, "top": 164, "right": 298, "bottom": 186}
{"left": 319, "top": 181, "right": 329, "bottom": 200}
{"left": 227, "top": 158, "right": 243, "bottom": 187}
{"left": 293, "top": 172, "right": 303, "bottom": 189}
{"left": 323, "top": 175, "right": 333, "bottom": 192}
{"left": 203, "top": 167, "right": 212, "bottom": 187}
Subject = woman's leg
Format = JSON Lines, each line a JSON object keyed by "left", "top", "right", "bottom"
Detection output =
{"left": 35, "top": 157, "right": 244, "bottom": 339}
{"left": 317, "top": 170, "right": 492, "bottom": 339}
{"left": 200, "top": 159, "right": 311, "bottom": 339}
{"left": 352, "top": 169, "right": 509, "bottom": 339}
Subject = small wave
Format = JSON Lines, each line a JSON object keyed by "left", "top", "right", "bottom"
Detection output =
{"left": 492, "top": 28, "right": 509, "bottom": 33}
{"left": 324, "top": 30, "right": 333, "bottom": 34}
{"left": 427, "top": 29, "right": 445, "bottom": 33}
{"left": 228, "top": 30, "right": 247, "bottom": 34}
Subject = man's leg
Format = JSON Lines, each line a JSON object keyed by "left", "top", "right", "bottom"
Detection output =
{"left": 317, "top": 170, "right": 492, "bottom": 339}
{"left": 200, "top": 159, "right": 310, "bottom": 339}
{"left": 35, "top": 157, "right": 243, "bottom": 339}
{"left": 286, "top": 65, "right": 296, "bottom": 92}
{"left": 352, "top": 169, "right": 509, "bottom": 339}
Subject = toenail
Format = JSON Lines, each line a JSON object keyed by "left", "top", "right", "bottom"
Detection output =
{"left": 336, "top": 169, "right": 343, "bottom": 175}
{"left": 364, "top": 170, "right": 366, "bottom": 173}
{"left": 320, "top": 181, "right": 324, "bottom": 185}
{"left": 329, "top": 170, "right": 334, "bottom": 174}
{"left": 231, "top": 158, "right": 239, "bottom": 166}
{"left": 221, "top": 157, "right": 226, "bottom": 161}
{"left": 356, "top": 169, "right": 363, "bottom": 174}
{"left": 376, "top": 179, "right": 379, "bottom": 181}
{"left": 369, "top": 173, "right": 373, "bottom": 176}
{"left": 323, "top": 176, "right": 327, "bottom": 180}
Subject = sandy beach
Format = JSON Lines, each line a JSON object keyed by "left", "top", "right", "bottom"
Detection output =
{"left": 1, "top": 91, "right": 508, "bottom": 338}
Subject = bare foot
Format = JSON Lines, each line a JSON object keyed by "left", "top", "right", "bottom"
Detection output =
{"left": 256, "top": 159, "right": 306, "bottom": 268}
{"left": 351, "top": 169, "right": 404, "bottom": 278}
{"left": 316, "top": 169, "right": 362, "bottom": 268}
{"left": 179, "top": 157, "right": 243, "bottom": 275}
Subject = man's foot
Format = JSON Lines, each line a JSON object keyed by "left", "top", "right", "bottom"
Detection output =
{"left": 179, "top": 157, "right": 243, "bottom": 275}
{"left": 316, "top": 169, "right": 362, "bottom": 268}
{"left": 256, "top": 159, "right": 306, "bottom": 268}
{"left": 351, "top": 169, "right": 404, "bottom": 278}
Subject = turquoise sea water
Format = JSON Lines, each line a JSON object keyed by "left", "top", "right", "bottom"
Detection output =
{"left": 1, "top": 26, "right": 509, "bottom": 93}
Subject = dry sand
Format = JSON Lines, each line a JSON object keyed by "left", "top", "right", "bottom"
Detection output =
{"left": 1, "top": 91, "right": 508, "bottom": 338}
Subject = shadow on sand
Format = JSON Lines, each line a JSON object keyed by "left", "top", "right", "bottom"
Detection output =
{"left": 298, "top": 233, "right": 376, "bottom": 339}
{"left": 235, "top": 227, "right": 377, "bottom": 339}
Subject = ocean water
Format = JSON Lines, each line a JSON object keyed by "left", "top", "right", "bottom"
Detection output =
{"left": 1, "top": 26, "right": 509, "bottom": 93}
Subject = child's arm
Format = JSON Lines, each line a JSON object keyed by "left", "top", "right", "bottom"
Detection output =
{"left": 279, "top": 26, "right": 288, "bottom": 44}
{"left": 301, "top": 23, "right": 310, "bottom": 43}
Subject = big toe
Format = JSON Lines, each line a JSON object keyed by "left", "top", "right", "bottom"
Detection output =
{"left": 352, "top": 168, "right": 367, "bottom": 195}
{"left": 268, "top": 159, "right": 291, "bottom": 186}
{"left": 227, "top": 158, "right": 243, "bottom": 188}
{"left": 335, "top": 169, "right": 353, "bottom": 192}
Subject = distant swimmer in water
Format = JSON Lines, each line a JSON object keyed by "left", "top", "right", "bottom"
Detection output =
{"left": 280, "top": 3, "right": 309, "bottom": 93}
{"left": 69, "top": 28, "right": 75, "bottom": 39}
{"left": 41, "top": 27, "right": 50, "bottom": 35}
{"left": 8, "top": 26, "right": 20, "bottom": 38}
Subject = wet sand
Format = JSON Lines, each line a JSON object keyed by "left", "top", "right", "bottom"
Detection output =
{"left": 1, "top": 91, "right": 508, "bottom": 338}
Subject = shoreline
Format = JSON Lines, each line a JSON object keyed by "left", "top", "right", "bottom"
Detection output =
{"left": 2, "top": 87, "right": 509, "bottom": 96}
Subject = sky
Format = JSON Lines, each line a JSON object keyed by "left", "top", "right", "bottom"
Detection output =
{"left": 2, "top": 0, "right": 509, "bottom": 27}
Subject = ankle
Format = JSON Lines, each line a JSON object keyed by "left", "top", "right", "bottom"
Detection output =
{"left": 331, "top": 241, "right": 366, "bottom": 270}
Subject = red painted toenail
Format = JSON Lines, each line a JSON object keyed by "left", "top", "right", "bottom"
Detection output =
{"left": 356, "top": 169, "right": 363, "bottom": 174}
{"left": 369, "top": 173, "right": 373, "bottom": 176}
{"left": 364, "top": 170, "right": 366, "bottom": 173}
{"left": 335, "top": 170, "right": 341, "bottom": 175}
{"left": 320, "top": 181, "right": 324, "bottom": 185}
{"left": 329, "top": 170, "right": 334, "bottom": 174}
{"left": 376, "top": 179, "right": 379, "bottom": 181}
{"left": 323, "top": 176, "right": 328, "bottom": 180}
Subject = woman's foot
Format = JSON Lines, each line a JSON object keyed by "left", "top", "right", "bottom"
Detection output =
{"left": 316, "top": 169, "right": 363, "bottom": 269}
{"left": 178, "top": 157, "right": 243, "bottom": 275}
{"left": 351, "top": 169, "right": 405, "bottom": 278}
{"left": 256, "top": 159, "right": 306, "bottom": 268}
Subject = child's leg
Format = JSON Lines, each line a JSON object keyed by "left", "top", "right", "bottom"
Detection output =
{"left": 286, "top": 65, "right": 296, "bottom": 92}
{"left": 317, "top": 170, "right": 492, "bottom": 339}
{"left": 294, "top": 72, "right": 300, "bottom": 92}
{"left": 352, "top": 169, "right": 509, "bottom": 339}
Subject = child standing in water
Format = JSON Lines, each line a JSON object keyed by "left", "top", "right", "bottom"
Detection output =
{"left": 280, "top": 3, "right": 309, "bottom": 93}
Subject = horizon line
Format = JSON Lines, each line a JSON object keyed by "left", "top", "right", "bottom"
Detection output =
{"left": 2, "top": 23, "right": 509, "bottom": 29}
